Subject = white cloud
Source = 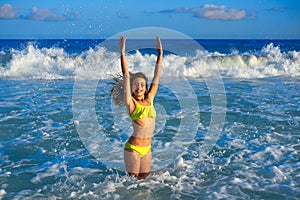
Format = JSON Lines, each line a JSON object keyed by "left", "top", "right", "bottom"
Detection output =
{"left": 191, "top": 4, "right": 246, "bottom": 20}
{"left": 271, "top": 7, "right": 287, "bottom": 12}
{"left": 0, "top": 4, "right": 19, "bottom": 19}
{"left": 26, "top": 6, "right": 80, "bottom": 21}
{"left": 0, "top": 4, "right": 80, "bottom": 21}
{"left": 159, "top": 4, "right": 248, "bottom": 21}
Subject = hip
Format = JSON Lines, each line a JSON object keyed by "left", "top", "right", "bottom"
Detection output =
{"left": 127, "top": 135, "right": 152, "bottom": 147}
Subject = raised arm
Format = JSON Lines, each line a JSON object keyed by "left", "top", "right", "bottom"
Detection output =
{"left": 120, "top": 36, "right": 131, "bottom": 106}
{"left": 148, "top": 36, "right": 163, "bottom": 100}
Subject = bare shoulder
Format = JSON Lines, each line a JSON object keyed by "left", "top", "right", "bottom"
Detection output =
{"left": 147, "top": 83, "right": 158, "bottom": 100}
{"left": 145, "top": 96, "right": 154, "bottom": 104}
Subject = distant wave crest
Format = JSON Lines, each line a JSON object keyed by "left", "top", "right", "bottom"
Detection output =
{"left": 0, "top": 43, "right": 299, "bottom": 79}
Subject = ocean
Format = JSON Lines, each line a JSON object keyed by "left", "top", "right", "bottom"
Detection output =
{"left": 0, "top": 38, "right": 299, "bottom": 199}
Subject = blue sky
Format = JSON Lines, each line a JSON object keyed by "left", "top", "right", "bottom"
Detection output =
{"left": 0, "top": 0, "right": 299, "bottom": 39}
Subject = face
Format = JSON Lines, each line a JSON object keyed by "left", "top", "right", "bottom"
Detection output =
{"left": 132, "top": 77, "right": 147, "bottom": 99}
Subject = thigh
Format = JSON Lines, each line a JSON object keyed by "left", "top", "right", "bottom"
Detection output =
{"left": 139, "top": 150, "right": 152, "bottom": 174}
{"left": 124, "top": 149, "right": 141, "bottom": 175}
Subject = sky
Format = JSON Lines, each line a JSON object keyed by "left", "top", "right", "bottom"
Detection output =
{"left": 0, "top": 0, "right": 299, "bottom": 39}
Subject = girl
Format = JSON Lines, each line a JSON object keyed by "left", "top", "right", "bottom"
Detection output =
{"left": 113, "top": 36, "right": 162, "bottom": 179}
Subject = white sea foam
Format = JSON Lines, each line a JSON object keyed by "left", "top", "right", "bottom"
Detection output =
{"left": 31, "top": 162, "right": 66, "bottom": 184}
{"left": 0, "top": 43, "right": 299, "bottom": 79}
{"left": 0, "top": 189, "right": 6, "bottom": 199}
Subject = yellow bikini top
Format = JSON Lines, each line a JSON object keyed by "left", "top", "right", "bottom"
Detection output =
{"left": 130, "top": 98, "right": 156, "bottom": 121}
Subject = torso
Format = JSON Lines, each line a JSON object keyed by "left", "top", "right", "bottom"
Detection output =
{"left": 128, "top": 97, "right": 156, "bottom": 146}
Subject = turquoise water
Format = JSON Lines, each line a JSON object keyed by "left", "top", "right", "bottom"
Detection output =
{"left": 0, "top": 77, "right": 299, "bottom": 199}
{"left": 0, "top": 39, "right": 300, "bottom": 199}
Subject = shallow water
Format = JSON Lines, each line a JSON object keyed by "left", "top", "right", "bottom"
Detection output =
{"left": 1, "top": 38, "right": 299, "bottom": 199}
{"left": 0, "top": 77, "right": 299, "bottom": 199}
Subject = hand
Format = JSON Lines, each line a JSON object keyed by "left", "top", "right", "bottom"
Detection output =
{"left": 119, "top": 36, "right": 126, "bottom": 55}
{"left": 154, "top": 36, "right": 163, "bottom": 54}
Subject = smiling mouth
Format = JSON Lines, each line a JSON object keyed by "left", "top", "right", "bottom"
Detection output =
{"left": 135, "top": 90, "right": 145, "bottom": 97}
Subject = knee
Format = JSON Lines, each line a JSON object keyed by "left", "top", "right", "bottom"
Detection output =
{"left": 127, "top": 172, "right": 150, "bottom": 179}
{"left": 128, "top": 172, "right": 139, "bottom": 178}
{"left": 137, "top": 172, "right": 150, "bottom": 179}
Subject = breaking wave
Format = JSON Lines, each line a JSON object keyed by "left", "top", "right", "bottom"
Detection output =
{"left": 0, "top": 42, "right": 299, "bottom": 79}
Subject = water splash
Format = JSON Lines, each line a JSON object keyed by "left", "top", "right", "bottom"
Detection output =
{"left": 0, "top": 42, "right": 299, "bottom": 79}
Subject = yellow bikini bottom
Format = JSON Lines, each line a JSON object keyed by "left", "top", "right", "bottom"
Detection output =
{"left": 124, "top": 141, "right": 151, "bottom": 157}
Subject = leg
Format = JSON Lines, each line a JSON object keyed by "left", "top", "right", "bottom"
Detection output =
{"left": 124, "top": 149, "right": 140, "bottom": 177}
{"left": 138, "top": 150, "right": 152, "bottom": 179}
